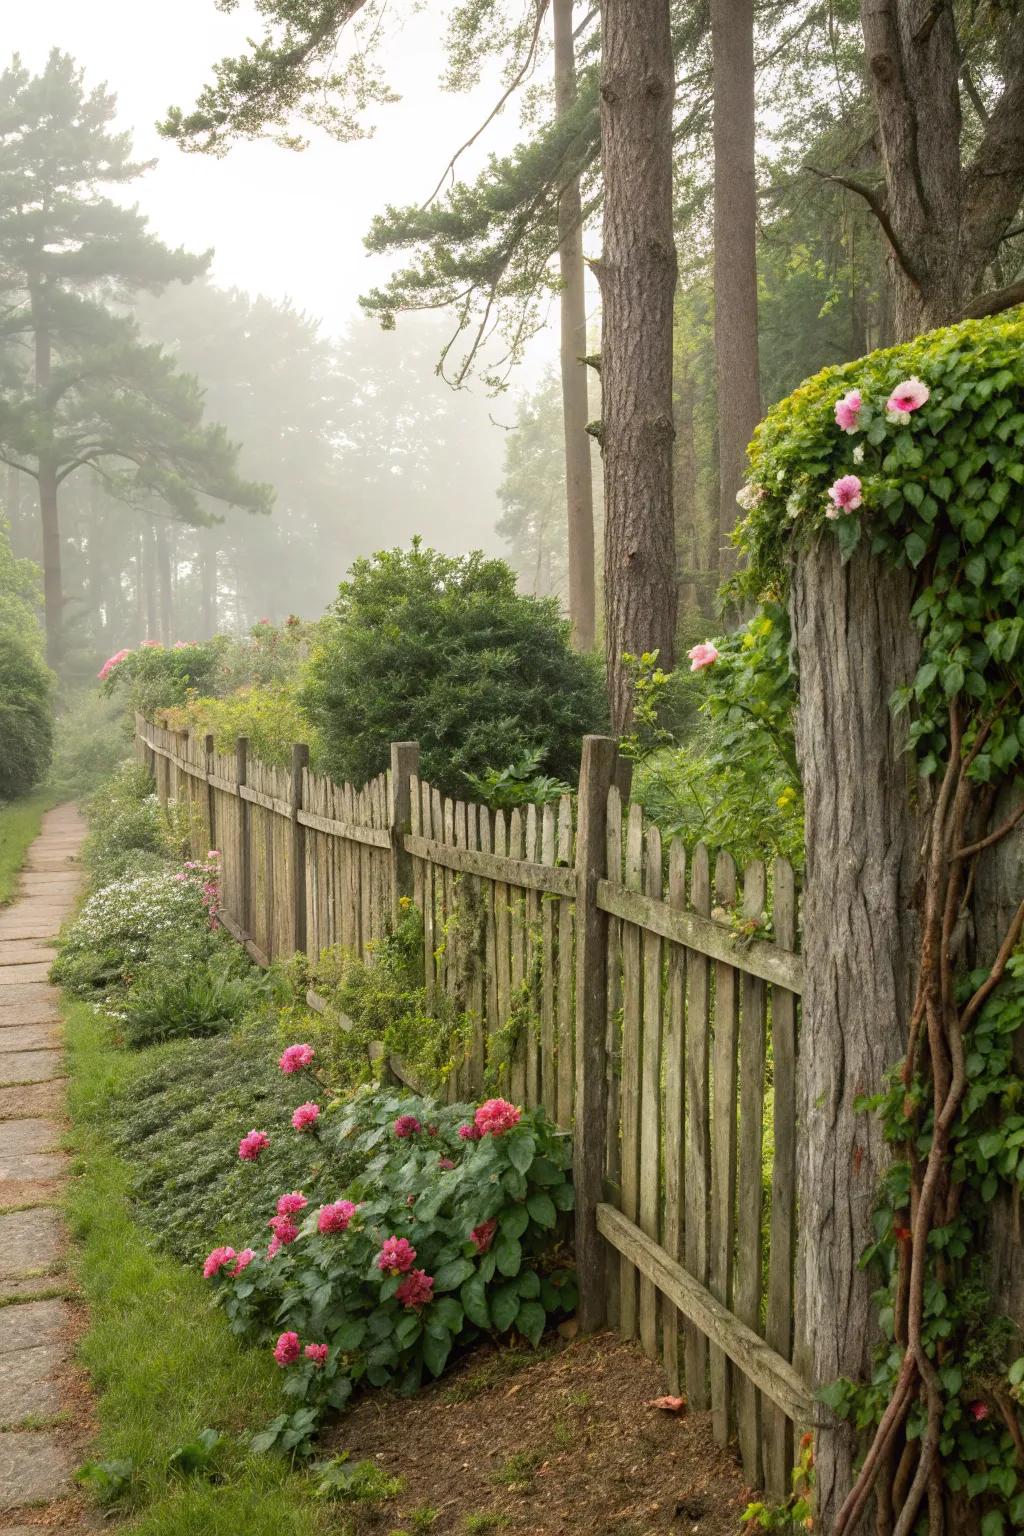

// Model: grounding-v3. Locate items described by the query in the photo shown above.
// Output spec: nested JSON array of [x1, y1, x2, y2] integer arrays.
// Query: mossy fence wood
[[137, 715, 812, 1493]]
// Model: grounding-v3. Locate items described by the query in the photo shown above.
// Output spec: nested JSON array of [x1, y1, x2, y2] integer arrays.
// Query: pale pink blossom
[[827, 475, 863, 517], [276, 1191, 307, 1218], [886, 376, 930, 424], [230, 1249, 255, 1276], [238, 1129, 269, 1162], [291, 1101, 320, 1131], [377, 1236, 417, 1274], [304, 1343, 329, 1367], [318, 1199, 357, 1234], [687, 642, 719, 673], [834, 388, 862, 433], [393, 1114, 421, 1138], [396, 1269, 434, 1309], [278, 1043, 314, 1074], [97, 647, 131, 682], [266, 1235, 282, 1259], [203, 1246, 235, 1279], [273, 1331, 301, 1366], [474, 1098, 521, 1137]]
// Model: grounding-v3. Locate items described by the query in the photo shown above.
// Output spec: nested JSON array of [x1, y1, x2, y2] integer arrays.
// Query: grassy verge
[[63, 1001, 334, 1536], [0, 788, 58, 903]]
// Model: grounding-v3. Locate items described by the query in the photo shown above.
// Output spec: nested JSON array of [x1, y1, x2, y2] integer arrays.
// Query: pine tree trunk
[[144, 521, 159, 641], [597, 0, 678, 731], [201, 535, 218, 638], [554, 0, 596, 653], [29, 285, 63, 667], [792, 539, 923, 1531], [156, 522, 173, 644], [711, 0, 761, 571]]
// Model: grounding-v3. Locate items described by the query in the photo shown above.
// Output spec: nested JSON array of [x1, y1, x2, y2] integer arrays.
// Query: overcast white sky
[[9, 0, 557, 372]]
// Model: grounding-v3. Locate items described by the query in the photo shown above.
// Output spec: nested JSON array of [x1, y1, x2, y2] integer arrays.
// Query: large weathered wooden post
[[573, 733, 619, 1331], [236, 735, 251, 940]]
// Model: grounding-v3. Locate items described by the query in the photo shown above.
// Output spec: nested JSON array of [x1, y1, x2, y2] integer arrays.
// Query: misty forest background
[[0, 0, 913, 682]]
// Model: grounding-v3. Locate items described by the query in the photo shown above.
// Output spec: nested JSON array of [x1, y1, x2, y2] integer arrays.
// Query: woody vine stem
[[834, 696, 1024, 1536]]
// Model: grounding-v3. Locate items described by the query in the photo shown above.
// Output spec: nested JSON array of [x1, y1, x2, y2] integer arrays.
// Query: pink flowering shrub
[[279, 1042, 315, 1075], [206, 1089, 576, 1448], [393, 1114, 421, 1138], [291, 1102, 320, 1131], [239, 1129, 270, 1162]]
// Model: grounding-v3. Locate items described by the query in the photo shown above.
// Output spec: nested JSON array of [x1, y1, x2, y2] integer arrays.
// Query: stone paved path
[[0, 805, 85, 1522]]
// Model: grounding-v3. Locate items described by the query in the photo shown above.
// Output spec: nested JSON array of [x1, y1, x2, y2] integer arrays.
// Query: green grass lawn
[[0, 789, 57, 903], [63, 1002, 339, 1536]]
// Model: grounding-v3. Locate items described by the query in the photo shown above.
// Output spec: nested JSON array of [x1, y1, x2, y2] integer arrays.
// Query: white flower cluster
[[65, 866, 213, 964]]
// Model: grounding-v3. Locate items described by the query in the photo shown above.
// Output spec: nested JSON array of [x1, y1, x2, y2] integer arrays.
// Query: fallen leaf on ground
[[643, 1394, 687, 1413]]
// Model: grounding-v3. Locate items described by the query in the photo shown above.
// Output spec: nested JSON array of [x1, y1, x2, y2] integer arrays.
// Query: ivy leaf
[[904, 531, 928, 568]]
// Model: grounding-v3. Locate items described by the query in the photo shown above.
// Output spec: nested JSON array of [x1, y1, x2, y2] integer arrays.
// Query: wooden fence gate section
[[137, 718, 815, 1492]]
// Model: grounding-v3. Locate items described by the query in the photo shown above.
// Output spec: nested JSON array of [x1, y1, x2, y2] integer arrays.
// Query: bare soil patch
[[332, 1331, 753, 1535]]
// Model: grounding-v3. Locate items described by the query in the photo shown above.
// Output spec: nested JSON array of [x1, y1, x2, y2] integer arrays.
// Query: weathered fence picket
[[137, 717, 808, 1495]]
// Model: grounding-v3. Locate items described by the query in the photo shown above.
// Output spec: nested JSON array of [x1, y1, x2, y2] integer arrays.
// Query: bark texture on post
[[791, 539, 922, 1529], [711, 0, 761, 570], [553, 0, 596, 654], [597, 0, 678, 731]]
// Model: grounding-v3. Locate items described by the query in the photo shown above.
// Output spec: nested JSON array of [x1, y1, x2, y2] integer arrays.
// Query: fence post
[[291, 742, 310, 955], [236, 736, 251, 939], [204, 734, 216, 854], [389, 741, 420, 927], [574, 733, 619, 1332]]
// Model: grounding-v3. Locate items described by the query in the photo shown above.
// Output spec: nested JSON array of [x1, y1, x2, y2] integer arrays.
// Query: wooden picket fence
[[137, 717, 814, 1494]]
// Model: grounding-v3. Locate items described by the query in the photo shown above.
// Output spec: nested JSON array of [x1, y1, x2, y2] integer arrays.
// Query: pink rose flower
[[470, 1219, 497, 1254], [304, 1343, 329, 1367], [268, 1214, 299, 1245], [396, 1269, 434, 1309], [474, 1098, 522, 1138], [687, 642, 719, 673], [291, 1101, 320, 1131], [393, 1114, 421, 1138], [266, 1235, 282, 1260], [970, 1400, 990, 1422], [458, 1122, 483, 1142], [203, 1245, 235, 1279], [834, 388, 862, 433], [238, 1129, 269, 1162], [276, 1191, 307, 1218], [230, 1248, 255, 1276], [827, 475, 863, 517], [318, 1199, 357, 1234], [273, 1331, 301, 1366], [886, 376, 929, 424], [377, 1235, 417, 1274], [279, 1043, 315, 1074]]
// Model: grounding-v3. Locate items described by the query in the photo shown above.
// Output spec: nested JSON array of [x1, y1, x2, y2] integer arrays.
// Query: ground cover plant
[[0, 519, 54, 798]]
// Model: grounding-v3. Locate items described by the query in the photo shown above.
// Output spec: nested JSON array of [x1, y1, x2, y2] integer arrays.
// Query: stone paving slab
[[0, 1052, 63, 1087], [0, 1275, 72, 1304], [0, 1302, 70, 1357], [0, 1342, 66, 1423], [0, 1122, 60, 1157], [0, 1002, 61, 1027], [0, 946, 56, 966], [0, 1026, 61, 1053], [0, 1082, 64, 1119], [0, 966, 52, 987], [0, 1151, 67, 1183], [0, 1432, 73, 1508], [0, 1209, 63, 1281], [0, 983, 60, 1008]]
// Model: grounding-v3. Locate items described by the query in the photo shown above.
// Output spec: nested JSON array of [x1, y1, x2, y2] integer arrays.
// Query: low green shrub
[[156, 683, 319, 771], [81, 762, 196, 886], [120, 947, 288, 1048], [52, 854, 221, 999], [48, 688, 130, 800], [0, 628, 55, 799], [206, 1080, 576, 1445], [99, 639, 225, 717]]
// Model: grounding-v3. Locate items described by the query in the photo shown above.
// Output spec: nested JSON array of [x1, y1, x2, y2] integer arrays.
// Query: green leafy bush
[[99, 639, 225, 717], [48, 689, 130, 799], [0, 629, 54, 800], [206, 1085, 575, 1444], [81, 761, 196, 886], [158, 683, 319, 770], [462, 749, 571, 809], [301, 541, 605, 796]]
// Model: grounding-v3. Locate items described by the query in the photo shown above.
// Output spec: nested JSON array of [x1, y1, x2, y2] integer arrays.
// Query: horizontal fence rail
[[136, 716, 808, 1494]]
